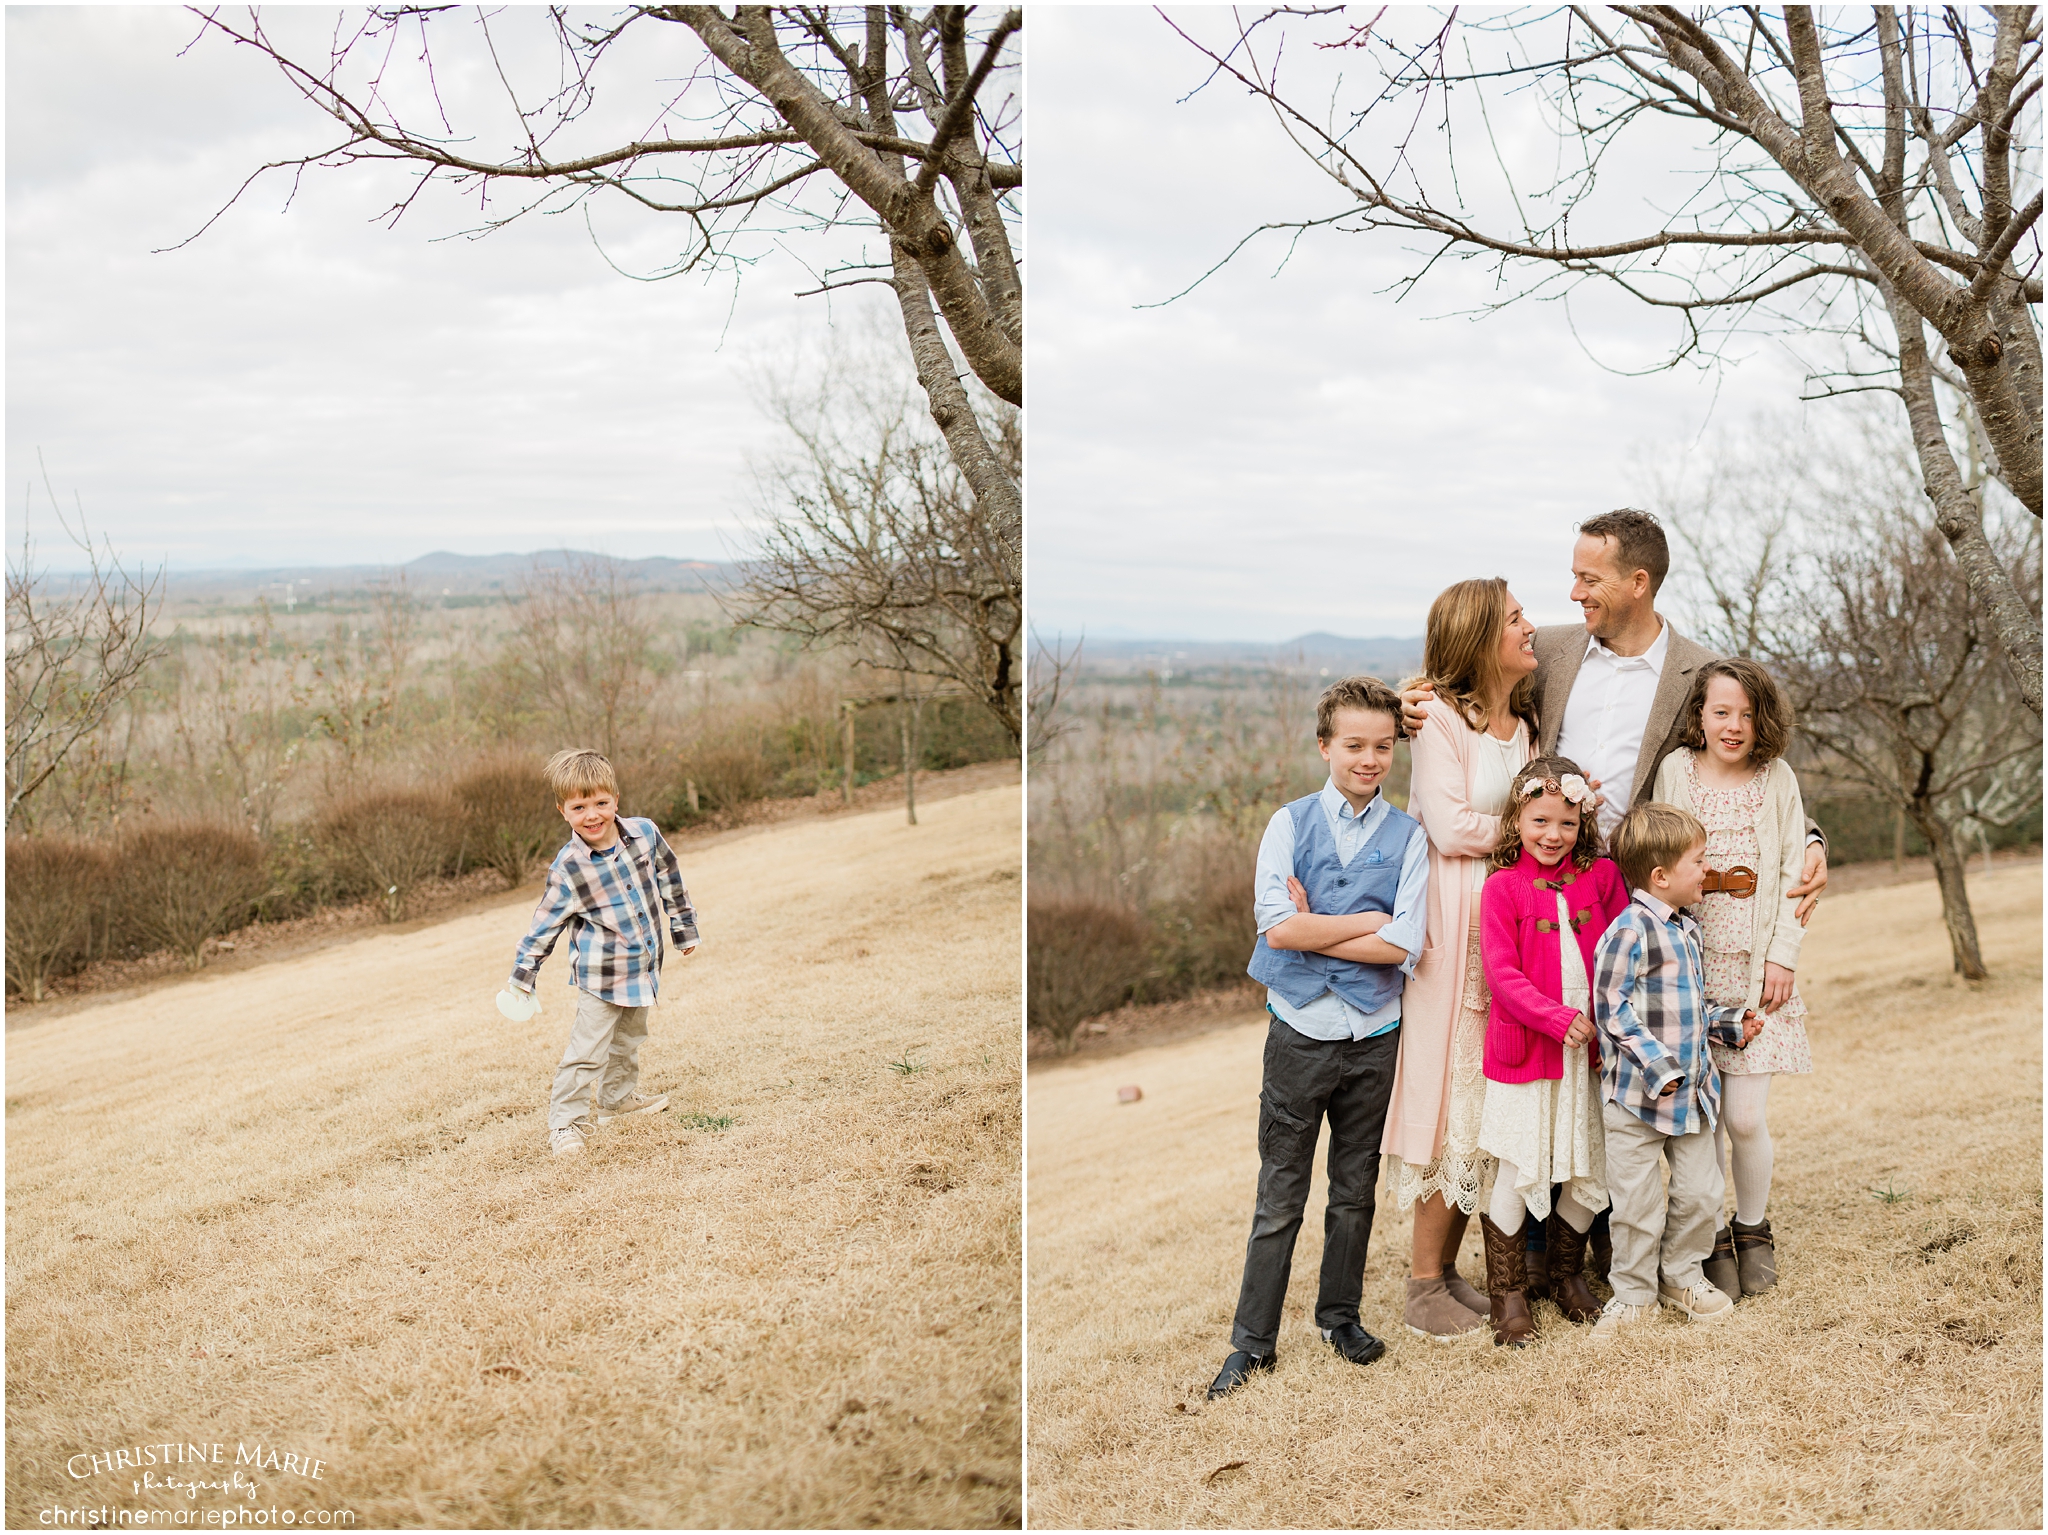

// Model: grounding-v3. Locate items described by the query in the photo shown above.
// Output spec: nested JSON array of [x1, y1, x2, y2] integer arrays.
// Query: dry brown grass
[[1027, 863, 2042, 1529], [7, 785, 1021, 1529]]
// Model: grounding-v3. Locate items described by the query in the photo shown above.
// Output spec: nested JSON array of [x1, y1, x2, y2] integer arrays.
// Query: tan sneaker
[[1658, 1278, 1734, 1321], [595, 1091, 669, 1122], [550, 1125, 587, 1157], [1587, 1297, 1656, 1345]]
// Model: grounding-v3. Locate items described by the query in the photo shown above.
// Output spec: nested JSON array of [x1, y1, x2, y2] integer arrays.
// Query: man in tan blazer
[[1405, 509, 1828, 915]]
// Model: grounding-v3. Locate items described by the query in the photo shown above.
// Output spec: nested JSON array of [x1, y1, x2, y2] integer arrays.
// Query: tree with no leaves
[[1665, 417, 2040, 979], [185, 5, 1021, 538], [5, 494, 166, 831], [1170, 5, 2042, 710], [731, 328, 1020, 742]]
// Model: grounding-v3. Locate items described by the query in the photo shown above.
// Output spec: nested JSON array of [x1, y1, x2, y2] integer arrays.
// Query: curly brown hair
[[1488, 754, 1604, 873], [1680, 657, 1793, 765]]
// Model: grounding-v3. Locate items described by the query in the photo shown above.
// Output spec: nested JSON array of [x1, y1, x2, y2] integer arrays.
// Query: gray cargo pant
[[549, 990, 649, 1135], [1229, 1016, 1400, 1357]]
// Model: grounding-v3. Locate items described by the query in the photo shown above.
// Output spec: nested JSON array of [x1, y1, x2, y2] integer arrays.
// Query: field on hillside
[[7, 782, 1022, 1529], [1027, 863, 2042, 1529]]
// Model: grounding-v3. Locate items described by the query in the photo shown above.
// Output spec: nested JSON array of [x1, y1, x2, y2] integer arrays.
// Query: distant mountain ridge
[[155, 549, 734, 600], [1079, 632, 1424, 679]]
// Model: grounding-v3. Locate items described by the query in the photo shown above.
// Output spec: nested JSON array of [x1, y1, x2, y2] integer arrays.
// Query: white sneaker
[[550, 1125, 587, 1157], [595, 1091, 669, 1122], [1659, 1278, 1734, 1321], [1587, 1297, 1656, 1345]]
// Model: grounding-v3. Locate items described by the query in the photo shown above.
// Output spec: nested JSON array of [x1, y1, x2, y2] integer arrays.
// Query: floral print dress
[[1689, 752, 1812, 1077]]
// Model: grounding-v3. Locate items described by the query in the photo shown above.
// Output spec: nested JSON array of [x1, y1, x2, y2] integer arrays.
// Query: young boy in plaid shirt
[[1589, 800, 1761, 1342], [498, 748, 701, 1157]]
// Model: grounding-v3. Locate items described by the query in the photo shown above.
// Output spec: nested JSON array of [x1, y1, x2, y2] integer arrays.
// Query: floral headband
[[1516, 772, 1595, 807]]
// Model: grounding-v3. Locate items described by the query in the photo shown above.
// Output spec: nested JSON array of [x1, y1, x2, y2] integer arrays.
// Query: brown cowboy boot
[[1589, 1217, 1613, 1293], [1478, 1214, 1535, 1348], [1440, 1212, 1487, 1316], [1544, 1212, 1602, 1323], [1524, 1222, 1552, 1305]]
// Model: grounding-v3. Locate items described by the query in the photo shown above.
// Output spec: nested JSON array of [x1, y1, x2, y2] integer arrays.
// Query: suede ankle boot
[[1733, 1217, 1778, 1295], [1478, 1214, 1534, 1348], [1439, 1219, 1487, 1315], [1543, 1212, 1602, 1323], [1703, 1224, 1740, 1300]]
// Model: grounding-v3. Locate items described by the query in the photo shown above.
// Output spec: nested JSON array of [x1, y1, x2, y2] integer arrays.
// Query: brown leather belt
[[1701, 866, 1757, 898]]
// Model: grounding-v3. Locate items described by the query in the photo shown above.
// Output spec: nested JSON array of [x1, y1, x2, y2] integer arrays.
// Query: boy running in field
[[499, 748, 701, 1157]]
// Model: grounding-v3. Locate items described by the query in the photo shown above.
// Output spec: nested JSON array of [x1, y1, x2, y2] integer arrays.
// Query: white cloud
[[6, 6, 893, 571], [1025, 6, 1814, 641]]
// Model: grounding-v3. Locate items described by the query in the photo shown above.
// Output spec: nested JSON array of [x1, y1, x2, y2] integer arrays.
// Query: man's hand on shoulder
[[1398, 677, 1435, 738], [1786, 842, 1828, 926]]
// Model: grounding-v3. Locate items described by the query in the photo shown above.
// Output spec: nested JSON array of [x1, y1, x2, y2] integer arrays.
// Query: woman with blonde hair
[[1383, 576, 1539, 1339]]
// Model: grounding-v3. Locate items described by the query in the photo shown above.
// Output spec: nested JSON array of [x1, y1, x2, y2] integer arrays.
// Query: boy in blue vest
[[1207, 676, 1430, 1399]]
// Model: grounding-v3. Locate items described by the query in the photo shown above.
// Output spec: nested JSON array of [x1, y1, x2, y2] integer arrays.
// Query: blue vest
[[1247, 792, 1421, 1016]]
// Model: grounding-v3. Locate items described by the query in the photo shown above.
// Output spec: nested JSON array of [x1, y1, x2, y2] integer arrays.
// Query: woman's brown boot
[[1439, 1213, 1487, 1315], [1543, 1212, 1602, 1323], [1478, 1214, 1534, 1348]]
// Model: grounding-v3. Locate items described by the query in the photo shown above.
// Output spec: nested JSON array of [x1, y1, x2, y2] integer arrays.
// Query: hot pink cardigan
[[1480, 851, 1630, 1083]]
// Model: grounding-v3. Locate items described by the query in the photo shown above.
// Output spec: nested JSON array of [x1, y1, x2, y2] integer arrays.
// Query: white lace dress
[[1691, 754, 1813, 1077], [1476, 884, 1608, 1221], [1389, 727, 1524, 1214]]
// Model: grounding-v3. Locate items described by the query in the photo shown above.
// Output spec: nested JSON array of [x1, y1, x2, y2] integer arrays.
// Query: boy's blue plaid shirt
[[1592, 890, 1747, 1135], [510, 816, 700, 1006]]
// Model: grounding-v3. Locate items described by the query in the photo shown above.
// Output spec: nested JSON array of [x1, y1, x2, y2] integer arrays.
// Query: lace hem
[[1388, 1146, 1491, 1215]]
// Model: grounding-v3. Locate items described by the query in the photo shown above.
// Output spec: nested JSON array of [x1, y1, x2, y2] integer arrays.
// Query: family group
[[1212, 510, 1824, 1398]]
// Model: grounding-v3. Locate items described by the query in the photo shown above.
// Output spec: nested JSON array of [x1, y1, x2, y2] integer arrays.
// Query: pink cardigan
[[1480, 851, 1630, 1083]]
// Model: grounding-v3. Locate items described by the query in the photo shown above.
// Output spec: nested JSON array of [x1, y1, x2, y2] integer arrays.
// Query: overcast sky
[[1028, 7, 1820, 642], [6, 6, 910, 573]]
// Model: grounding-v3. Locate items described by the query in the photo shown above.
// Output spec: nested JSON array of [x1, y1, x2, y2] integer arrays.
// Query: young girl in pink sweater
[[1473, 755, 1631, 1346]]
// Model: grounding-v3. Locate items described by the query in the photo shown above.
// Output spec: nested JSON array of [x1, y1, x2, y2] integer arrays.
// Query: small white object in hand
[[496, 987, 542, 1022]]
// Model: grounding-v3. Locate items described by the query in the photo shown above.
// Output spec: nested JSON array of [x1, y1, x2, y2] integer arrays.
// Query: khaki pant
[[1602, 1099, 1725, 1307], [549, 990, 649, 1135]]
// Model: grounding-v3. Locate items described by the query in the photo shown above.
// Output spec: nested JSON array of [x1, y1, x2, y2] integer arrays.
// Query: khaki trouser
[[549, 990, 649, 1135], [1602, 1099, 1725, 1307]]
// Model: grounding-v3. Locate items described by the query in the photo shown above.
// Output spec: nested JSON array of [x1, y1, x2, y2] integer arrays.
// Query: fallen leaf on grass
[[481, 1364, 528, 1381], [1203, 1460, 1248, 1484]]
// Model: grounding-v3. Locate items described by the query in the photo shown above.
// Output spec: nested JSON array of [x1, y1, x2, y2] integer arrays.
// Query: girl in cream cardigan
[[1652, 657, 1812, 1300]]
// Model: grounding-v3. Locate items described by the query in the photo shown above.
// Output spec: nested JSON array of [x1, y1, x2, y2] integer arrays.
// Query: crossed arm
[[1254, 805, 1430, 969]]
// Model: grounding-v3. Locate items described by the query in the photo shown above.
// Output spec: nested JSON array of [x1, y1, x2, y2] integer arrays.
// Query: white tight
[[1486, 1162, 1600, 1236], [1715, 1073, 1774, 1225]]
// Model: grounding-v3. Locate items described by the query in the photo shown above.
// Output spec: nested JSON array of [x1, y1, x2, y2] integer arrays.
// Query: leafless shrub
[[6, 475, 165, 830], [318, 791, 456, 922], [5, 835, 112, 1000], [1146, 835, 1258, 999], [1028, 896, 1151, 1054], [452, 757, 561, 889], [116, 821, 270, 970]]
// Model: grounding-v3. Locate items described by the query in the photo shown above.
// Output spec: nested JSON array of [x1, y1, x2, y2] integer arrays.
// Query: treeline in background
[[6, 552, 1010, 1002], [1029, 414, 2041, 1054]]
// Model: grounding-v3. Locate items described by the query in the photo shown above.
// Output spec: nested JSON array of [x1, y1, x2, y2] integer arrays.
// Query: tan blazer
[[1531, 619, 1824, 847], [1530, 620, 1717, 814]]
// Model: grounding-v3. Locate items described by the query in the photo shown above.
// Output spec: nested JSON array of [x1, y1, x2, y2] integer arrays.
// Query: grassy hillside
[[8, 781, 1021, 1528], [1027, 862, 2041, 1529]]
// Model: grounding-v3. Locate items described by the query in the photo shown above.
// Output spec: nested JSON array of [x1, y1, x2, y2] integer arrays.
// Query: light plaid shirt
[[1592, 890, 1747, 1135], [509, 816, 700, 1006]]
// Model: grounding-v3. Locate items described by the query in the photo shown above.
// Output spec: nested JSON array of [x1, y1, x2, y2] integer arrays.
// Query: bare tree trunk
[[1914, 805, 1988, 979], [1886, 283, 2044, 714], [1893, 805, 1905, 874], [841, 701, 856, 807], [901, 683, 919, 827]]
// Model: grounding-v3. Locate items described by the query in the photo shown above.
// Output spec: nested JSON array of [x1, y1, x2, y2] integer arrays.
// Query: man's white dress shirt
[[1555, 621, 1669, 838]]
